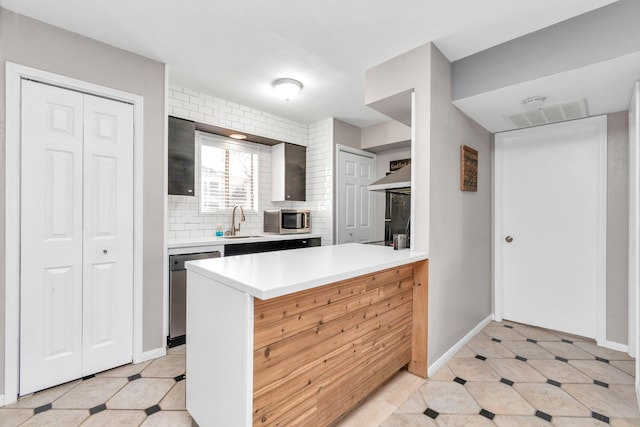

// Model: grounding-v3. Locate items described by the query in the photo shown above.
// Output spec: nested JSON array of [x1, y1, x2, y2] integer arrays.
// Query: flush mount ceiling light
[[272, 78, 303, 101], [229, 133, 247, 140], [522, 96, 547, 110]]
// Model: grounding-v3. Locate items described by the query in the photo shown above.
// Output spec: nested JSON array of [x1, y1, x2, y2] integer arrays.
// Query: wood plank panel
[[254, 292, 412, 390], [254, 264, 413, 328], [254, 318, 412, 426], [410, 260, 429, 377], [254, 274, 413, 348], [253, 263, 427, 427]]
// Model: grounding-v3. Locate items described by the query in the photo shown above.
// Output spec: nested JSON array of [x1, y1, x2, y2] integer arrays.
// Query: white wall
[[167, 86, 334, 245]]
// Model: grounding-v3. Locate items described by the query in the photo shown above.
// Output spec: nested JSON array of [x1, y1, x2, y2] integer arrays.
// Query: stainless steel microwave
[[263, 209, 311, 234]]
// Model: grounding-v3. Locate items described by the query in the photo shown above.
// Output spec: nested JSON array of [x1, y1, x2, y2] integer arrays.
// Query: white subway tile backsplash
[[199, 106, 214, 116], [168, 87, 333, 244], [173, 91, 190, 102], [189, 111, 205, 122], [189, 95, 205, 107], [182, 87, 199, 96], [176, 230, 191, 239], [171, 106, 189, 117], [169, 98, 183, 108]]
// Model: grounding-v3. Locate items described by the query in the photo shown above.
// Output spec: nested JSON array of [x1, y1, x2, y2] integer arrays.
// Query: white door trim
[[4, 62, 145, 404], [493, 116, 607, 346]]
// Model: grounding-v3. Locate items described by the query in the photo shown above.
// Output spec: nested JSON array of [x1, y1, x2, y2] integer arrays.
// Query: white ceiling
[[0, 0, 620, 128]]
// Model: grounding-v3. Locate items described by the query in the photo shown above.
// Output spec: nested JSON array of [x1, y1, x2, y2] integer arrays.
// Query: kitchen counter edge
[[185, 243, 428, 300], [168, 233, 322, 250]]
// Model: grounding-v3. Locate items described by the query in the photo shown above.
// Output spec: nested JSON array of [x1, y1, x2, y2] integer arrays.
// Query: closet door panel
[[20, 80, 84, 395], [82, 95, 133, 375], [82, 94, 134, 374]]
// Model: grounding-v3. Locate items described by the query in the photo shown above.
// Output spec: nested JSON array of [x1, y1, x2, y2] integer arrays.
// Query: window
[[199, 133, 258, 213]]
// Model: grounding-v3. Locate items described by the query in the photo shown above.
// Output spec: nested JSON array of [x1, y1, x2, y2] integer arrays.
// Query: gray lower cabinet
[[283, 237, 321, 250], [168, 116, 195, 196], [224, 237, 321, 257]]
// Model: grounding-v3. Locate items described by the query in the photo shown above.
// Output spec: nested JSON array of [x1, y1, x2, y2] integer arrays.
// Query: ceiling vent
[[505, 98, 589, 129]]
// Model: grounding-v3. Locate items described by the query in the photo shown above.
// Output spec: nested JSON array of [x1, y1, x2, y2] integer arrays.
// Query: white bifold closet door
[[20, 80, 134, 395]]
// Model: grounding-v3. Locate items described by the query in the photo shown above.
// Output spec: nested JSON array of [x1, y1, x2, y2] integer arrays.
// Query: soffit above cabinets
[[195, 121, 285, 146]]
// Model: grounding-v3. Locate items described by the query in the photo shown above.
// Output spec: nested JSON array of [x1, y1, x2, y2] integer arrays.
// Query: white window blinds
[[198, 133, 258, 213]]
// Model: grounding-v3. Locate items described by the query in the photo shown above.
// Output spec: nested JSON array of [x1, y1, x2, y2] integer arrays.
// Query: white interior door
[[496, 116, 606, 339], [82, 94, 134, 374], [20, 80, 134, 395], [337, 149, 375, 243], [20, 81, 85, 395]]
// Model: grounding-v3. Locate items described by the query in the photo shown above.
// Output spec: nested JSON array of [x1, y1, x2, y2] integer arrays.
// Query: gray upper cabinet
[[168, 116, 195, 196], [272, 143, 306, 201]]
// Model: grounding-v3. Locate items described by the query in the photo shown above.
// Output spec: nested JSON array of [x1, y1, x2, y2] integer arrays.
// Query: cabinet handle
[[505, 236, 514, 243], [103, 249, 108, 254]]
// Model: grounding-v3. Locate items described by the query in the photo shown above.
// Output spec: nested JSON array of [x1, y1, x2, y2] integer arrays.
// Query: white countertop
[[185, 243, 428, 300], [168, 233, 322, 250]]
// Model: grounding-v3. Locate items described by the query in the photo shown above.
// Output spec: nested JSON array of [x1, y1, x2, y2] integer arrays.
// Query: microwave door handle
[[303, 213, 307, 229]]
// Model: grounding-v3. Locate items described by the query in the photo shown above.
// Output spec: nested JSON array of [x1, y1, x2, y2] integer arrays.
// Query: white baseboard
[[139, 347, 166, 363], [427, 314, 493, 377], [603, 340, 629, 354]]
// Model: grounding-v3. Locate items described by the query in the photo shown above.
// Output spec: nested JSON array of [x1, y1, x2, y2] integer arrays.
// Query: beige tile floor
[[337, 321, 640, 426], [1, 321, 638, 426], [0, 345, 193, 426]]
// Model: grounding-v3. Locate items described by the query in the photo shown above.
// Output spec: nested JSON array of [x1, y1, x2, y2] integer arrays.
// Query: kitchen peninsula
[[185, 243, 428, 426]]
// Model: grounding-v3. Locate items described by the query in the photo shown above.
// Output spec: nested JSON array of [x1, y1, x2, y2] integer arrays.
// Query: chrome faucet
[[231, 205, 246, 236]]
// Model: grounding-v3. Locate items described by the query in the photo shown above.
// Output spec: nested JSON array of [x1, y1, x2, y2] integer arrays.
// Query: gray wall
[[0, 8, 166, 388], [452, 0, 640, 101], [428, 46, 493, 362], [607, 111, 629, 344], [365, 43, 431, 255], [365, 43, 493, 367], [333, 118, 361, 150]]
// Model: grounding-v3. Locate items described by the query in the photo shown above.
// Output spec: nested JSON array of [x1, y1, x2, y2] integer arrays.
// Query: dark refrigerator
[[385, 191, 411, 246]]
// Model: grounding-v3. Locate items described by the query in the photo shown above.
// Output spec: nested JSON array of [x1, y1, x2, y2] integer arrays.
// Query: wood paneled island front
[[185, 243, 428, 427]]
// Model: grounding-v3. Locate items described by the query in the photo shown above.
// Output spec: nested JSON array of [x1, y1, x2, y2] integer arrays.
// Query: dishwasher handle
[[169, 251, 221, 271]]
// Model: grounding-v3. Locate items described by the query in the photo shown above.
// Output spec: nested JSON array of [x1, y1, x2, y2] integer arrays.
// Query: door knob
[[505, 236, 513, 243]]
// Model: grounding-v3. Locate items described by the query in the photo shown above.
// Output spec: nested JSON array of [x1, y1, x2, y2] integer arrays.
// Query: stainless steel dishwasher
[[168, 250, 221, 347]]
